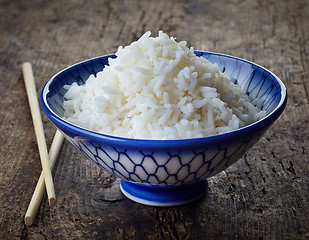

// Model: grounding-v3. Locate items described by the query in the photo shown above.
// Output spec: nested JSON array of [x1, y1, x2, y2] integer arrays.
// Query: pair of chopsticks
[[22, 62, 64, 226]]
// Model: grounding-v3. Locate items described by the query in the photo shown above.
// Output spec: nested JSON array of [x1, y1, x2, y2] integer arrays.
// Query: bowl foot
[[120, 180, 208, 207]]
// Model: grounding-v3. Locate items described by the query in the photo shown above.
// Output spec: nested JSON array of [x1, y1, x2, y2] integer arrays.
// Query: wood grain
[[0, 0, 308, 239]]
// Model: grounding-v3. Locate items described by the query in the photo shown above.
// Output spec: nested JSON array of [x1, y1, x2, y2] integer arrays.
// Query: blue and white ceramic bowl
[[41, 51, 287, 206]]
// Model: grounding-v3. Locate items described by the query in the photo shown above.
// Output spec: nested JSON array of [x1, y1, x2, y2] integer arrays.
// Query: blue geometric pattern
[[41, 51, 287, 187], [63, 134, 253, 185]]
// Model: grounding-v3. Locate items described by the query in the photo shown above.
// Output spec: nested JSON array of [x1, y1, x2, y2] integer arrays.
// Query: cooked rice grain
[[62, 31, 266, 139]]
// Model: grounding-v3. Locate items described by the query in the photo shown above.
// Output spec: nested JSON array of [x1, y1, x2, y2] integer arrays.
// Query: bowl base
[[120, 180, 208, 207]]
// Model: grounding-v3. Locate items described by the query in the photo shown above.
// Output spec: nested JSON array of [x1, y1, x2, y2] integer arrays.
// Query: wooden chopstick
[[22, 62, 56, 207], [25, 130, 64, 226]]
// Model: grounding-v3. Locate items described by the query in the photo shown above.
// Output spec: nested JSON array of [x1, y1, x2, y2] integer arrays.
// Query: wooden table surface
[[1, 0, 308, 239]]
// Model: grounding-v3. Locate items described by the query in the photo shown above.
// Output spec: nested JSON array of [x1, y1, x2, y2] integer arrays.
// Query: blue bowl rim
[[41, 51, 287, 149]]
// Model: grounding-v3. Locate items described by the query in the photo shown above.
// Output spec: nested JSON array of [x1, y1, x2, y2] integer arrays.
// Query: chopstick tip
[[22, 62, 31, 68], [25, 216, 33, 226], [49, 197, 57, 207]]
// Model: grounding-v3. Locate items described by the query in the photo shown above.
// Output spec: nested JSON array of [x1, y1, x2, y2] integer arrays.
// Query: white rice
[[62, 31, 266, 140]]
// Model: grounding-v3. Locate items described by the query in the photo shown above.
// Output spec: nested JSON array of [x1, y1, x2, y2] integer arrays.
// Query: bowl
[[41, 51, 287, 206]]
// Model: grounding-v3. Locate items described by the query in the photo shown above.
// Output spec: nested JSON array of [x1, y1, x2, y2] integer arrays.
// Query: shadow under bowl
[[41, 51, 287, 206]]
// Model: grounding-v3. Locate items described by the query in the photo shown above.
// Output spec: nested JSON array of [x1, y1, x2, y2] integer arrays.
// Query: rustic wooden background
[[0, 0, 308, 239]]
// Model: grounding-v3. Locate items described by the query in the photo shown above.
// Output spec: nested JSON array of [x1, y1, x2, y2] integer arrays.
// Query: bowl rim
[[41, 51, 287, 148]]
